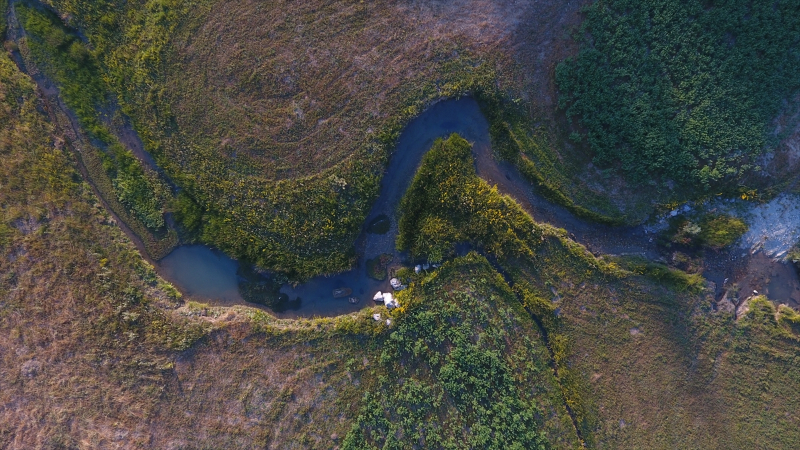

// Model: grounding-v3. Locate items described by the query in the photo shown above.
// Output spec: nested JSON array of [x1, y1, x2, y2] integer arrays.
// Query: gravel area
[[740, 194, 800, 259]]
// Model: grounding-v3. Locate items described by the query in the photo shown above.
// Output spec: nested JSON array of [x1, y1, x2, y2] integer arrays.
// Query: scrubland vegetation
[[398, 134, 545, 262], [343, 254, 577, 449], [557, 0, 800, 190], [0, 45, 378, 446], [17, 5, 172, 231], [661, 213, 748, 251], [32, 0, 501, 278], [4, 0, 800, 448], [394, 133, 800, 447]]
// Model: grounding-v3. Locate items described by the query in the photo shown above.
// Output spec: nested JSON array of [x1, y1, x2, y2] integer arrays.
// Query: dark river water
[[158, 97, 495, 317], [157, 245, 242, 303]]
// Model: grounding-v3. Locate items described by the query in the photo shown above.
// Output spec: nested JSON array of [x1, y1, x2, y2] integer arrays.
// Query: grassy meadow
[[3, 0, 800, 448]]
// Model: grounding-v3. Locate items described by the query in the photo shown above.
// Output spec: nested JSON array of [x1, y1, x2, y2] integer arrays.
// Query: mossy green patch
[[698, 214, 748, 249], [365, 253, 393, 281], [398, 134, 544, 262]]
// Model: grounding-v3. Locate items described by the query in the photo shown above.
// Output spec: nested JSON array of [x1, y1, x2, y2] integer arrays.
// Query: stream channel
[[157, 97, 800, 317], [5, 0, 796, 317]]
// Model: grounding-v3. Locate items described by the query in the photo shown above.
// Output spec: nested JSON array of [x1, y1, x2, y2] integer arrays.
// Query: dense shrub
[[397, 134, 543, 261], [661, 213, 747, 250], [698, 214, 748, 249], [556, 0, 800, 189], [342, 255, 558, 449]]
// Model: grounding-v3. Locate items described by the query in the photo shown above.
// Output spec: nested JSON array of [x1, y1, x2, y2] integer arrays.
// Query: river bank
[[7, 0, 798, 316]]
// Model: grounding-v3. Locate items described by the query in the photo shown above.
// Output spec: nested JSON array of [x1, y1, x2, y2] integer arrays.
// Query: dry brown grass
[[166, 0, 546, 179], [0, 48, 370, 449]]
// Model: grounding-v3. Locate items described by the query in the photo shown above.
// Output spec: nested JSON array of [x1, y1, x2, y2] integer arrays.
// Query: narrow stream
[[157, 97, 800, 317], [7, 0, 797, 316]]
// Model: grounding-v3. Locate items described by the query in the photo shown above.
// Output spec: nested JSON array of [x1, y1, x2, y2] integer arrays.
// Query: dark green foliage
[[235, 263, 296, 310], [18, 6, 106, 128], [342, 254, 566, 449], [556, 0, 800, 189], [172, 190, 204, 236], [397, 134, 543, 262], [365, 253, 393, 280], [366, 214, 391, 234]]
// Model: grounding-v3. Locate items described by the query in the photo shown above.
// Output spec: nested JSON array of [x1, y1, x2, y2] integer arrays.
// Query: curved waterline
[[156, 97, 800, 316]]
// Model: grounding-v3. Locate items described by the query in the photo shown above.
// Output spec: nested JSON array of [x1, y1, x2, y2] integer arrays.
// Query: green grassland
[[32, 0, 501, 278], [9, 3, 178, 259], [395, 133, 800, 448], [16, 5, 172, 231], [556, 0, 800, 191], [0, 47, 575, 446]]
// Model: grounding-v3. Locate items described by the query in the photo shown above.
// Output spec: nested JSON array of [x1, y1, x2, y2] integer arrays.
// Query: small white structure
[[373, 313, 382, 321], [390, 277, 402, 290], [374, 291, 399, 308], [414, 265, 422, 273], [383, 292, 399, 309], [385, 318, 392, 326]]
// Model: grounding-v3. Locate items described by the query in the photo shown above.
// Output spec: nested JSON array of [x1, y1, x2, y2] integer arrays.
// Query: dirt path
[[5, 2, 161, 264]]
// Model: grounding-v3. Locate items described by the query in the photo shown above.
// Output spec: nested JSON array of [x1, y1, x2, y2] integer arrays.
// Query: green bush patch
[[342, 254, 577, 448], [366, 253, 393, 280], [556, 0, 800, 190], [366, 214, 391, 234], [698, 214, 748, 250], [660, 213, 748, 251], [398, 134, 543, 263]]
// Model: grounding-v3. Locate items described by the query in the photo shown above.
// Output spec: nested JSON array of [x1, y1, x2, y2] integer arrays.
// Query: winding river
[[156, 97, 800, 316], [6, 3, 796, 317]]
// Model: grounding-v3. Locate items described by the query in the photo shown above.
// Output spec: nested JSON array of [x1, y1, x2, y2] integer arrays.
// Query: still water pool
[[157, 245, 242, 303]]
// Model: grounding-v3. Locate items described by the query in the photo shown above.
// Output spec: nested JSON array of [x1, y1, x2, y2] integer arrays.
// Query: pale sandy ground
[[739, 194, 800, 259]]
